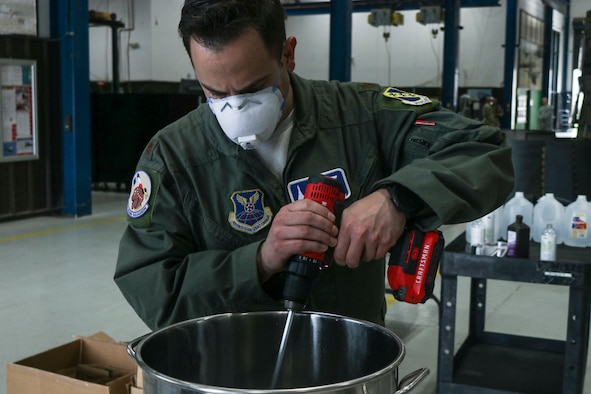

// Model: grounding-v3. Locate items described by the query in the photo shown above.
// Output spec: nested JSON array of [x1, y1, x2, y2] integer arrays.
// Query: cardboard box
[[6, 334, 137, 394], [129, 364, 144, 393], [134, 365, 143, 388]]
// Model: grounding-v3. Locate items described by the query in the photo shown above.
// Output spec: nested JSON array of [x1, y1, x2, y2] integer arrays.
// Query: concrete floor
[[1, 191, 590, 393]]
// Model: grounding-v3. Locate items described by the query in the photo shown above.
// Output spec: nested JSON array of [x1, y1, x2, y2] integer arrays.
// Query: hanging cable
[[383, 25, 392, 85], [428, 23, 441, 86]]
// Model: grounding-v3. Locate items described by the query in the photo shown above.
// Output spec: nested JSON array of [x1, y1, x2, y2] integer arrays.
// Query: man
[[483, 96, 503, 127], [538, 97, 553, 131], [114, 0, 514, 331]]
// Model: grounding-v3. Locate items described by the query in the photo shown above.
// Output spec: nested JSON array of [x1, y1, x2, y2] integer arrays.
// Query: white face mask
[[207, 67, 285, 150]]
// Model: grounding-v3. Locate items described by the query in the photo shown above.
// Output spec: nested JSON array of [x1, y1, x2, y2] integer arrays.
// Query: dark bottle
[[506, 215, 530, 258]]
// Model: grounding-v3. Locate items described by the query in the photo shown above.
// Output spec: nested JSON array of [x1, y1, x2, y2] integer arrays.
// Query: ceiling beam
[[283, 0, 501, 16]]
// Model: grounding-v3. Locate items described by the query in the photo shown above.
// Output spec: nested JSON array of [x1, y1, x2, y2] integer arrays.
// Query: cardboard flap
[[7, 334, 137, 394], [85, 331, 117, 343], [80, 338, 136, 371], [14, 340, 81, 373]]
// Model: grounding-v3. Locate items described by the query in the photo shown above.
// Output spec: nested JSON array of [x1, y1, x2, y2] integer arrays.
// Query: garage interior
[[1, 0, 591, 393]]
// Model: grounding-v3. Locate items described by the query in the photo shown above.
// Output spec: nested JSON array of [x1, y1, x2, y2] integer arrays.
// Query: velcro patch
[[415, 119, 436, 126], [228, 189, 273, 234], [383, 88, 432, 106], [287, 168, 351, 203], [127, 171, 152, 218], [126, 169, 160, 228]]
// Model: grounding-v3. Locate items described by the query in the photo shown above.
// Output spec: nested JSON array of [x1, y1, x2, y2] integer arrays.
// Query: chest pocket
[[287, 140, 381, 208], [184, 185, 276, 252]]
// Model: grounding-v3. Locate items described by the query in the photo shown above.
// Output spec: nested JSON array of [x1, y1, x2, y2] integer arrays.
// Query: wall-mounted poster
[[0, 0, 37, 36], [1, 59, 37, 162]]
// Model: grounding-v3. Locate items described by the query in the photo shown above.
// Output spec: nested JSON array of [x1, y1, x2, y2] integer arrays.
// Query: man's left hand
[[333, 189, 406, 268]]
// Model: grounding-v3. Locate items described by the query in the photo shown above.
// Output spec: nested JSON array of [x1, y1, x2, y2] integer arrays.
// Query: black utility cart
[[437, 235, 591, 393]]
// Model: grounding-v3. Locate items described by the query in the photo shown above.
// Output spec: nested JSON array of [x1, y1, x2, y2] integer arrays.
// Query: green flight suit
[[114, 73, 514, 330]]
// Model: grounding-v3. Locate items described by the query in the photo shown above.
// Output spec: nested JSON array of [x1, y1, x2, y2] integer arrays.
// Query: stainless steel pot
[[128, 311, 428, 393]]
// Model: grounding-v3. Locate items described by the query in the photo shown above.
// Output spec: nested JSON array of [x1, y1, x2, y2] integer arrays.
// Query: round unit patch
[[127, 170, 152, 218]]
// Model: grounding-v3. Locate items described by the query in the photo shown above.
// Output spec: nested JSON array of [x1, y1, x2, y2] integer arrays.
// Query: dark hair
[[178, 0, 286, 60]]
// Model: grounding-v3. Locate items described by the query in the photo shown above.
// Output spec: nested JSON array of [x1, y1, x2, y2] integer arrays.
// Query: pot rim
[[132, 311, 407, 393]]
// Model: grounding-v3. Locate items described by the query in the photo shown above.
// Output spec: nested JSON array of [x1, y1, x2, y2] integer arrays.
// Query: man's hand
[[257, 199, 338, 283], [333, 189, 406, 268]]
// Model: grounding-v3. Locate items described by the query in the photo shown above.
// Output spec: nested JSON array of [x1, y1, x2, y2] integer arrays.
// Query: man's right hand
[[256, 199, 338, 283]]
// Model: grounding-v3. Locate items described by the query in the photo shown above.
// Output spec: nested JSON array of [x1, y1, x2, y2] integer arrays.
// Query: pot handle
[[126, 333, 149, 360], [393, 367, 429, 394]]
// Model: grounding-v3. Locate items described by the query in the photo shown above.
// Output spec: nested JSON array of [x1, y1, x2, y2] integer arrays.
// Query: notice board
[[0, 58, 37, 162]]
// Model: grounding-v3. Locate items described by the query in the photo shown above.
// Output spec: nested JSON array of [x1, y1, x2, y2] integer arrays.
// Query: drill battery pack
[[387, 227, 444, 304]]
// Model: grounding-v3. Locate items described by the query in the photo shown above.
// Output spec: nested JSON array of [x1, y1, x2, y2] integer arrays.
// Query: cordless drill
[[282, 174, 346, 312], [387, 226, 444, 304], [282, 175, 445, 311]]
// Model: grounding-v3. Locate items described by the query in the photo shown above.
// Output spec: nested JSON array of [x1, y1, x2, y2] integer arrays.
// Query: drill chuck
[[283, 255, 322, 311]]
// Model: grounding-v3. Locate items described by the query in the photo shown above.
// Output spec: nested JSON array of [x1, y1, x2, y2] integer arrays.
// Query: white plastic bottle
[[532, 193, 564, 244], [465, 220, 472, 244], [493, 205, 504, 243], [481, 211, 495, 244], [470, 218, 485, 253], [467, 209, 498, 246], [540, 224, 557, 261], [501, 192, 534, 240], [563, 195, 591, 248]]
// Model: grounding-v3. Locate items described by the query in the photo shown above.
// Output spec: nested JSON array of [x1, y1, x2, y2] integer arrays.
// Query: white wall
[[89, 0, 190, 84], [87, 0, 589, 90], [89, 0, 155, 83], [283, 7, 506, 87], [571, 2, 590, 20], [150, 0, 189, 81]]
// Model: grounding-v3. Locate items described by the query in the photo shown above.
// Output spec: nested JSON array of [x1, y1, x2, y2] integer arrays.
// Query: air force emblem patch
[[228, 189, 273, 234], [383, 87, 432, 106]]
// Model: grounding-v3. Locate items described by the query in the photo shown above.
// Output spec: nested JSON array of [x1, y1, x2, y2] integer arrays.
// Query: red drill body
[[282, 175, 345, 311]]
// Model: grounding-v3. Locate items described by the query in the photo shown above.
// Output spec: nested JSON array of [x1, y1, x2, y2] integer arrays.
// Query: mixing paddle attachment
[[270, 309, 295, 389]]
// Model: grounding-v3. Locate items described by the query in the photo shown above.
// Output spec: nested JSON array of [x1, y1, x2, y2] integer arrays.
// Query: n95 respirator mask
[[207, 69, 285, 150]]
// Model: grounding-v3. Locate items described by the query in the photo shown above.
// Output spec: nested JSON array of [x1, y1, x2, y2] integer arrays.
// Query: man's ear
[[283, 36, 297, 72]]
